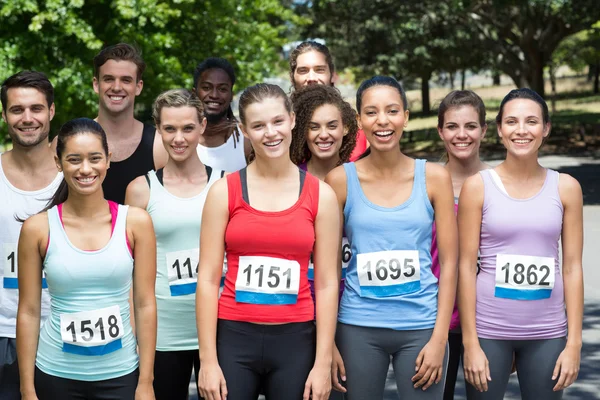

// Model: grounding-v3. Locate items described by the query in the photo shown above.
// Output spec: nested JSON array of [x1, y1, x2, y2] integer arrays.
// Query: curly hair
[[290, 85, 357, 165]]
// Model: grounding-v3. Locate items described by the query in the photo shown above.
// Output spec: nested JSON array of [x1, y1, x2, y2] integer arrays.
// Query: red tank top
[[218, 169, 319, 323]]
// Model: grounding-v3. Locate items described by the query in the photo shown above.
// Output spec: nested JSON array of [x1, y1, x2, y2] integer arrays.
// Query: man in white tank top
[[0, 71, 63, 399], [193, 57, 250, 172]]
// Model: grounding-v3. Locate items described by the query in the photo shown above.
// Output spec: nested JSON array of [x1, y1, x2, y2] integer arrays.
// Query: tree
[[464, 0, 600, 97], [0, 0, 304, 143]]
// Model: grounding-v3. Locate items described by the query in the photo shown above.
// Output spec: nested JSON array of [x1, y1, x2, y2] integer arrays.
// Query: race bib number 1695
[[357, 250, 420, 298]]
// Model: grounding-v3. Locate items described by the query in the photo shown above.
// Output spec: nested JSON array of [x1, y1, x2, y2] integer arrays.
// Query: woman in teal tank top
[[16, 118, 157, 399], [126, 89, 224, 400], [325, 76, 458, 399]]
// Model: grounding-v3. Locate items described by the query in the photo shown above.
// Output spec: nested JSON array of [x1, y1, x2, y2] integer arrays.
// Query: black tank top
[[102, 123, 156, 204]]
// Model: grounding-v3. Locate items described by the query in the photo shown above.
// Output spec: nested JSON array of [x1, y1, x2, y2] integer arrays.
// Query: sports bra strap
[[239, 167, 305, 204]]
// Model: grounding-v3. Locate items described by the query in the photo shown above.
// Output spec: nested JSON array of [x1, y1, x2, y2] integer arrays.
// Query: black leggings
[[154, 349, 200, 400], [217, 319, 316, 400], [35, 367, 139, 400], [443, 330, 463, 400]]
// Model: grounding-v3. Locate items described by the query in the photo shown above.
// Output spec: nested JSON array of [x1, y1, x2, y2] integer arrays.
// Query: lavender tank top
[[476, 169, 567, 340]]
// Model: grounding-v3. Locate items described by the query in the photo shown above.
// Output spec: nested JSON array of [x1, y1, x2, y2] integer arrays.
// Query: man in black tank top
[[92, 43, 168, 203]]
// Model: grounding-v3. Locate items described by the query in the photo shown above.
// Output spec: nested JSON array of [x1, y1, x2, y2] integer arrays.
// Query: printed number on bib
[[308, 237, 351, 281], [495, 254, 555, 300], [166, 249, 199, 296], [236, 256, 300, 305], [3, 243, 47, 289], [357, 250, 420, 297], [60, 305, 124, 356]]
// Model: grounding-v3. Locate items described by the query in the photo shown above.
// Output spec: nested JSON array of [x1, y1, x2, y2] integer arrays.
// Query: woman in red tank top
[[196, 83, 340, 400]]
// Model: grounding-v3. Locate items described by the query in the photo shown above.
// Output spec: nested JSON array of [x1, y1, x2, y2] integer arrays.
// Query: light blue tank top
[[36, 204, 138, 381], [147, 168, 221, 351], [339, 160, 438, 330]]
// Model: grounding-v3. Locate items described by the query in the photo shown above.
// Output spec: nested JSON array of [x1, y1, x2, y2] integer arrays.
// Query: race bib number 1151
[[235, 256, 300, 305]]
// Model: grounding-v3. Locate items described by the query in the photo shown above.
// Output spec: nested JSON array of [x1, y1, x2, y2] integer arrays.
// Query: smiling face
[[358, 85, 409, 152], [57, 133, 111, 197], [195, 68, 233, 122], [293, 51, 333, 89], [93, 59, 143, 116], [158, 106, 206, 162], [2, 87, 54, 148], [498, 98, 550, 158], [438, 105, 486, 162], [306, 103, 345, 162], [240, 96, 295, 160]]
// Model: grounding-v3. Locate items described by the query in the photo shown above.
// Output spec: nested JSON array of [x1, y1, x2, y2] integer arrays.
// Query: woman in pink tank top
[[434, 90, 489, 400], [458, 89, 583, 400]]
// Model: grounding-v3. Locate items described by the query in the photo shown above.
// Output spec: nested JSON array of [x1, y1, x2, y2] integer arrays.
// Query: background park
[[1, 0, 600, 398]]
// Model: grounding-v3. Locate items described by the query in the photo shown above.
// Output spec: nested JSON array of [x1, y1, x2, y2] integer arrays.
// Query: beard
[[9, 127, 50, 148], [205, 108, 230, 124]]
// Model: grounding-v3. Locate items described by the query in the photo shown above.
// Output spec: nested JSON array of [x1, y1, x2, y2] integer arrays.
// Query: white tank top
[[0, 154, 63, 338], [197, 125, 247, 172]]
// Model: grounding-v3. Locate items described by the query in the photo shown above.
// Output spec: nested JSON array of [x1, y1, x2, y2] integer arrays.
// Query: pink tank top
[[476, 169, 567, 339]]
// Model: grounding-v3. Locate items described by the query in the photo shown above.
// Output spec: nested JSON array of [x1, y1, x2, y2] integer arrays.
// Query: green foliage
[[0, 0, 306, 143]]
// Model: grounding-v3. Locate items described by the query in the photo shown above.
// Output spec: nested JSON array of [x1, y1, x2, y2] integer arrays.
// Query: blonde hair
[[152, 89, 204, 127]]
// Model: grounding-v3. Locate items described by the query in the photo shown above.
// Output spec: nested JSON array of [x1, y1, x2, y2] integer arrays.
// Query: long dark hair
[[42, 118, 108, 212]]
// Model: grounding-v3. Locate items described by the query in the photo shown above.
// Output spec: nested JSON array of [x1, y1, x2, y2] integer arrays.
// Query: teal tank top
[[36, 204, 137, 381], [339, 160, 438, 330], [147, 168, 222, 351]]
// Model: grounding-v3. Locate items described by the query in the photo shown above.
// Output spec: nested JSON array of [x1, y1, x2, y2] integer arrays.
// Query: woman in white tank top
[[16, 118, 157, 400], [126, 89, 224, 400]]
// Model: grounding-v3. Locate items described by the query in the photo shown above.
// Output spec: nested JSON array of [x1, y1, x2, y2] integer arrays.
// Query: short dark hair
[[1, 71, 54, 111], [289, 41, 335, 85], [93, 43, 146, 81], [193, 57, 236, 90], [496, 88, 550, 125]]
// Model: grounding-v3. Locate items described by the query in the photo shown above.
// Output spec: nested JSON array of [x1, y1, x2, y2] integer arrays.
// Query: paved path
[[190, 156, 600, 399]]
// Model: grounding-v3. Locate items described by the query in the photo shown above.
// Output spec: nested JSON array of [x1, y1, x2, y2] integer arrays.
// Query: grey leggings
[[336, 323, 448, 400], [466, 337, 566, 400]]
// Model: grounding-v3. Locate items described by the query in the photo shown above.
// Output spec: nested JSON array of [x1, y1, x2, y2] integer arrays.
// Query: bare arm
[[304, 181, 341, 400], [457, 174, 490, 392], [125, 175, 151, 210], [197, 179, 229, 400], [128, 208, 157, 390], [152, 130, 169, 170], [16, 214, 48, 398], [552, 173, 584, 391]]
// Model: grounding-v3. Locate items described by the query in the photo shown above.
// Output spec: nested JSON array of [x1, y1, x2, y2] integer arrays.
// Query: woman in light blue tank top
[[16, 118, 157, 400], [458, 88, 584, 399], [126, 89, 224, 400], [325, 76, 458, 399]]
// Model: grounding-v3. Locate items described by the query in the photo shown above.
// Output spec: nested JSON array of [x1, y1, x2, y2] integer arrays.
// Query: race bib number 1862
[[495, 254, 555, 300], [357, 250, 420, 298], [235, 256, 300, 305], [60, 305, 124, 356]]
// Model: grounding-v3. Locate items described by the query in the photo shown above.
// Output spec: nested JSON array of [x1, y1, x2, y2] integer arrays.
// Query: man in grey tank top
[[0, 71, 63, 399]]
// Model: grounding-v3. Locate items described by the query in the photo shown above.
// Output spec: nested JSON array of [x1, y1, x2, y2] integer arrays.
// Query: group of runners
[[0, 40, 583, 400]]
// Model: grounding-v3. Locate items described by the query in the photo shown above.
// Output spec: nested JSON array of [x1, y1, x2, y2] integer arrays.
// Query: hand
[[198, 362, 228, 400], [463, 344, 491, 392], [134, 381, 155, 400], [331, 345, 347, 393], [412, 338, 446, 391], [552, 345, 580, 391], [303, 363, 332, 400]]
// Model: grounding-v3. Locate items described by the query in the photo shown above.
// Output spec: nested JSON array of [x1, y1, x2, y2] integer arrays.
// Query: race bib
[[495, 254, 555, 300], [235, 256, 300, 305], [166, 249, 199, 296], [357, 250, 420, 297], [3, 243, 47, 289], [60, 305, 124, 356], [307, 237, 351, 281]]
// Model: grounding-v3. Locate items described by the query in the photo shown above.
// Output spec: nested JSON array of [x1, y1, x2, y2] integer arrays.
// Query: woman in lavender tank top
[[434, 90, 490, 400], [458, 89, 583, 400]]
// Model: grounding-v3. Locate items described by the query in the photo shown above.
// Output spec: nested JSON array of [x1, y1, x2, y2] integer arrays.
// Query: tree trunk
[[527, 55, 546, 98], [549, 67, 557, 114], [594, 62, 600, 94], [492, 71, 501, 86], [588, 64, 595, 81], [421, 73, 431, 115], [461, 69, 466, 90], [448, 71, 455, 89]]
